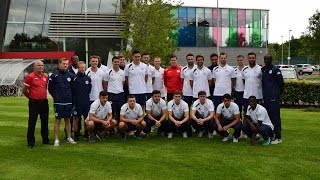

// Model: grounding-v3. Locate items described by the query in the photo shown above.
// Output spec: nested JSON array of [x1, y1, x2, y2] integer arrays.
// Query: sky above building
[[182, 0, 320, 43]]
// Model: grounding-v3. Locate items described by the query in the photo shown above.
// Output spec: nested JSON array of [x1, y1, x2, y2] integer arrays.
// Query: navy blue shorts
[[131, 94, 146, 106], [73, 105, 90, 118], [54, 104, 72, 119], [127, 123, 139, 132], [183, 96, 193, 107]]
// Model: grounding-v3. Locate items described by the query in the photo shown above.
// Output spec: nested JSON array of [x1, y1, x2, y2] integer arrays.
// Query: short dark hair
[[248, 52, 256, 57], [152, 90, 161, 96], [170, 54, 177, 59], [219, 52, 227, 57], [127, 95, 136, 100], [196, 55, 204, 60], [237, 55, 244, 59], [99, 91, 108, 97], [210, 53, 218, 59], [71, 55, 79, 61], [142, 53, 149, 56], [198, 91, 206, 96], [186, 53, 194, 58], [264, 54, 272, 60], [90, 55, 100, 61], [112, 56, 119, 62], [222, 93, 232, 100], [132, 50, 141, 55], [249, 96, 256, 100], [173, 90, 182, 96], [118, 55, 124, 58]]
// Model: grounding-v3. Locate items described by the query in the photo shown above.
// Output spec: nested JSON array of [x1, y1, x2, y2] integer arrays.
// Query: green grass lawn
[[0, 97, 319, 179]]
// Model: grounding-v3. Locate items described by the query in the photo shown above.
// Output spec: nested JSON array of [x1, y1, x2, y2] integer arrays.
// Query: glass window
[[196, 27, 205, 47], [204, 27, 213, 47], [229, 27, 237, 47], [24, 24, 43, 37], [204, 8, 212, 27], [238, 27, 246, 47], [187, 8, 196, 26], [44, 0, 64, 23], [66, 37, 85, 62], [99, 0, 120, 14], [196, 8, 205, 27], [83, 0, 100, 12], [253, 10, 261, 28], [245, 27, 252, 46], [221, 27, 229, 47], [246, 10, 253, 28], [212, 8, 221, 27], [261, 10, 268, 29], [229, 9, 237, 28], [64, 0, 83, 12], [7, 0, 28, 22], [25, 0, 46, 22], [170, 8, 178, 19], [3, 24, 24, 48], [88, 38, 121, 65], [221, 9, 229, 27], [252, 27, 261, 47], [261, 29, 267, 47], [178, 26, 196, 47], [212, 27, 221, 47], [238, 10, 245, 28], [178, 7, 187, 26]]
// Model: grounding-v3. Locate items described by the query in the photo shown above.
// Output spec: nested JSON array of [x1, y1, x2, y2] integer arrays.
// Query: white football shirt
[[190, 66, 212, 98], [242, 64, 262, 99], [216, 102, 240, 120], [246, 104, 274, 130], [180, 65, 196, 97], [167, 99, 189, 119], [235, 66, 245, 92], [120, 103, 143, 120], [153, 67, 165, 97], [104, 68, 125, 94], [85, 67, 105, 101], [146, 98, 167, 117], [192, 99, 215, 118], [212, 64, 236, 96], [146, 64, 155, 93], [124, 62, 148, 94], [88, 99, 112, 120]]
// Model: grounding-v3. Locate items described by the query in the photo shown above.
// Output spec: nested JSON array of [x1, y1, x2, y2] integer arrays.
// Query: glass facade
[[177, 7, 269, 48], [3, 0, 121, 61]]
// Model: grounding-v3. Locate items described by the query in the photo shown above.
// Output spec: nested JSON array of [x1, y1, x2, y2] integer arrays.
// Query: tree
[[306, 9, 320, 62], [118, 0, 181, 66]]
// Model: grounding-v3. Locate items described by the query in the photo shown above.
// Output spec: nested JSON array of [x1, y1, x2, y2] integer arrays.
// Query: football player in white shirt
[[234, 55, 245, 117], [143, 53, 155, 100], [242, 52, 263, 112], [85, 55, 107, 104], [243, 96, 274, 146], [144, 90, 168, 136], [181, 53, 196, 106], [190, 55, 212, 101], [212, 52, 236, 111], [85, 91, 117, 142], [152, 57, 165, 98], [103, 56, 125, 122], [167, 91, 190, 138], [215, 94, 242, 142], [97, 56, 110, 73], [124, 50, 148, 107], [118, 95, 146, 140], [191, 91, 215, 138]]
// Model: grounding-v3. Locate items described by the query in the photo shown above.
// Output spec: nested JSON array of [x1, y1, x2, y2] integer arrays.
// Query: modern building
[[0, 0, 269, 66]]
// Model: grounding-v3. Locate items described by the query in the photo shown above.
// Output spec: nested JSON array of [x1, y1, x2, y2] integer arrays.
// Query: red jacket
[[164, 65, 182, 93]]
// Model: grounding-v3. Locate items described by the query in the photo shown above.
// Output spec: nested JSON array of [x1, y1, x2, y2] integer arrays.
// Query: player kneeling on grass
[[191, 91, 216, 138], [167, 91, 191, 138], [215, 94, 242, 142], [144, 90, 168, 136], [85, 91, 117, 142], [118, 95, 146, 140], [242, 96, 274, 146]]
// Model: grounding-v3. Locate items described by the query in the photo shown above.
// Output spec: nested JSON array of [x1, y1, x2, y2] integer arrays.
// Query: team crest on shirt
[[85, 80, 89, 84], [43, 78, 46, 81], [177, 70, 180, 73], [74, 111, 77, 115], [67, 77, 71, 81], [269, 70, 272, 74]]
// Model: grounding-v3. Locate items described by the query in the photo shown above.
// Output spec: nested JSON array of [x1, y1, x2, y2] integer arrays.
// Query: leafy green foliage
[[281, 81, 320, 105], [118, 0, 181, 66]]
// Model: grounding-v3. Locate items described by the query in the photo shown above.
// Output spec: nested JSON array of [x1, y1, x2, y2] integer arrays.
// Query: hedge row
[[281, 81, 320, 105]]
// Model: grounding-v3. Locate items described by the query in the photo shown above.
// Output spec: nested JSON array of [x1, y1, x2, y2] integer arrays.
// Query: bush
[[281, 81, 320, 105]]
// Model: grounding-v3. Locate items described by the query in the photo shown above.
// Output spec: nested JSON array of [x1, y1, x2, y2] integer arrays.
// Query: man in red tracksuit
[[164, 54, 183, 101]]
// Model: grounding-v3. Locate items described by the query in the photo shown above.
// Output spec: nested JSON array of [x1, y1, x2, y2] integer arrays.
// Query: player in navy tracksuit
[[261, 54, 284, 145], [72, 61, 91, 141], [48, 58, 76, 146]]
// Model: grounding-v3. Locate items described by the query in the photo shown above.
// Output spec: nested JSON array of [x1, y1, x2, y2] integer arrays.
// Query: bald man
[[23, 60, 49, 149]]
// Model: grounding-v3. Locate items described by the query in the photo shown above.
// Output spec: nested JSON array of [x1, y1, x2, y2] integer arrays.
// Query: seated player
[[118, 95, 146, 140], [167, 91, 191, 138], [242, 96, 274, 146], [191, 91, 215, 138], [144, 90, 168, 136], [215, 94, 242, 142], [85, 91, 117, 142]]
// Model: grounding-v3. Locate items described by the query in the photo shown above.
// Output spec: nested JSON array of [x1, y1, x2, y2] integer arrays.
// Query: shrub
[[281, 81, 320, 105]]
